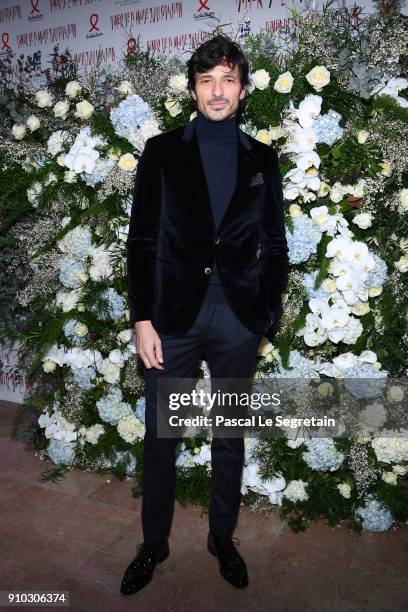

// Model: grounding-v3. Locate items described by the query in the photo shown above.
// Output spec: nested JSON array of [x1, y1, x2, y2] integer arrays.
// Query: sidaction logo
[[1, 32, 11, 54], [193, 0, 216, 21], [86, 13, 103, 39], [28, 0, 43, 22]]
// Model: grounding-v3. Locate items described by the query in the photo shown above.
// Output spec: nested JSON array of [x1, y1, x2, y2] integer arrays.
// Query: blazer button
[[214, 237, 220, 244], [204, 267, 211, 274]]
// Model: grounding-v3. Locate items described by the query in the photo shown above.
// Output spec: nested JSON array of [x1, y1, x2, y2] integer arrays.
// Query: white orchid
[[295, 95, 322, 128]]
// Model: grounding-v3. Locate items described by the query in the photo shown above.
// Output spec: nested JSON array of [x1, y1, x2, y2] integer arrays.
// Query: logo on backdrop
[[193, 0, 216, 21], [28, 0, 44, 22], [86, 12, 103, 39], [127, 37, 138, 55], [239, 19, 251, 38], [1, 32, 11, 53]]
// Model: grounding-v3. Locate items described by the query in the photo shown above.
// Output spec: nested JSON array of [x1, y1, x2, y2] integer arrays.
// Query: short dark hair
[[186, 33, 249, 119]]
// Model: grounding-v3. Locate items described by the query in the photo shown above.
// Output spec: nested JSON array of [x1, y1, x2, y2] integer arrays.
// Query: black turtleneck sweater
[[195, 109, 238, 303]]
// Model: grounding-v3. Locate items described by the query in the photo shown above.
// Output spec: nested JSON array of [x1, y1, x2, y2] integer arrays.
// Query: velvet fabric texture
[[126, 116, 289, 336]]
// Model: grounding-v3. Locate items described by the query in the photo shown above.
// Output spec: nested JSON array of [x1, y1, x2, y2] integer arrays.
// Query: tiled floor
[[1, 399, 407, 612]]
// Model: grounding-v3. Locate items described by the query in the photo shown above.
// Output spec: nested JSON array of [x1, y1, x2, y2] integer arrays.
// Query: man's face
[[190, 62, 246, 121]]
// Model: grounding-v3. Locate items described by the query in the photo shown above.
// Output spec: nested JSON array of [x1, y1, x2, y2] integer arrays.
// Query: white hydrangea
[[85, 424, 105, 445], [47, 130, 69, 156], [117, 415, 145, 443], [96, 358, 121, 384], [283, 479, 309, 502], [371, 430, 408, 463], [88, 244, 114, 281]]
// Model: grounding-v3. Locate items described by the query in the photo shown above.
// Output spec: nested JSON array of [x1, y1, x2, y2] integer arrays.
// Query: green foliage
[[39, 466, 68, 483], [175, 464, 211, 508], [377, 479, 408, 522]]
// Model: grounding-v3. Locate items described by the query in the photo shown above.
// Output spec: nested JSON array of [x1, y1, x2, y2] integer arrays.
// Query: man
[[120, 34, 288, 594]]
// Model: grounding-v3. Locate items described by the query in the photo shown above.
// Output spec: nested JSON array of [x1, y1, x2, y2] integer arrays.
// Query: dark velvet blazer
[[126, 116, 289, 336]]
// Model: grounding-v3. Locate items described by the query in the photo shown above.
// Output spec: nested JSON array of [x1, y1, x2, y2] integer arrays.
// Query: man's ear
[[239, 87, 246, 101], [190, 89, 197, 101]]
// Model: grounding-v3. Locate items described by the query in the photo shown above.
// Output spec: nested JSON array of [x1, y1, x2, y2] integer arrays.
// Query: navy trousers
[[141, 291, 265, 546]]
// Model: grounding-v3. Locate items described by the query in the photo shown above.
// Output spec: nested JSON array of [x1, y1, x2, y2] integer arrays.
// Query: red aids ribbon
[[2, 33, 10, 50], [89, 13, 100, 32]]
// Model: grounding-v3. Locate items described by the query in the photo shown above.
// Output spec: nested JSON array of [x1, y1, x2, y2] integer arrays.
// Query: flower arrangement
[[0, 6, 407, 532]]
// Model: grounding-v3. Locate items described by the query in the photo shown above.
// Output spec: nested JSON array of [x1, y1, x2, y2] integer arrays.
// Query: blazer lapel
[[181, 117, 255, 233]]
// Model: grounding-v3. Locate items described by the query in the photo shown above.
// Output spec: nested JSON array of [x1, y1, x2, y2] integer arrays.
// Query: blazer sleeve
[[259, 147, 289, 321], [126, 137, 162, 325]]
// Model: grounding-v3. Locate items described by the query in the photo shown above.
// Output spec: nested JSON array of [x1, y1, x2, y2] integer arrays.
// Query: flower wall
[[0, 8, 407, 532]]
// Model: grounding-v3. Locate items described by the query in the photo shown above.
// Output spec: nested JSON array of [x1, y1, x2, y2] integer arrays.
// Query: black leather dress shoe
[[207, 532, 249, 588], [120, 541, 169, 595]]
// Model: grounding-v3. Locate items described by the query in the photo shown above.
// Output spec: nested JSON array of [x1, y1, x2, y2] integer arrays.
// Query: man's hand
[[134, 321, 164, 369]]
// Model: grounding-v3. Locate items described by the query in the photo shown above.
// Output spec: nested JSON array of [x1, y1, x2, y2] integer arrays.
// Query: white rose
[[395, 254, 408, 273], [169, 74, 188, 93], [317, 182, 331, 197], [118, 329, 133, 343], [26, 115, 40, 132], [392, 464, 408, 476], [380, 161, 392, 176], [398, 188, 408, 213], [289, 204, 302, 218], [65, 80, 82, 98], [35, 89, 54, 108], [305, 66, 330, 91], [53, 99, 70, 119], [318, 382, 334, 397], [351, 301, 370, 316], [118, 153, 137, 172], [164, 97, 182, 117], [368, 287, 382, 297], [351, 180, 367, 198], [43, 360, 56, 373], [255, 129, 272, 145], [74, 322, 88, 337], [337, 483, 351, 498], [56, 155, 65, 167], [322, 278, 336, 293], [329, 185, 344, 203], [274, 71, 293, 93], [12, 124, 26, 140], [382, 471, 398, 485], [74, 100, 94, 119], [352, 212, 372, 229], [252, 69, 270, 90], [357, 130, 369, 144], [257, 338, 274, 357], [117, 80, 134, 96]]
